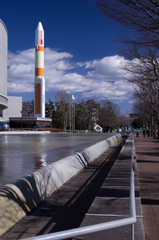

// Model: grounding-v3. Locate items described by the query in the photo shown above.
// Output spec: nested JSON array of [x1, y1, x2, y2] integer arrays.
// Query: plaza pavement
[[135, 134, 159, 240]]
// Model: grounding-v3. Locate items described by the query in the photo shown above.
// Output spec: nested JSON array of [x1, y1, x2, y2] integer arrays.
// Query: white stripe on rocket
[[35, 51, 44, 68]]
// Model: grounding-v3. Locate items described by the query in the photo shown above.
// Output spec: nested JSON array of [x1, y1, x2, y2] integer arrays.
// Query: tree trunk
[[157, 122, 159, 139], [151, 116, 153, 137]]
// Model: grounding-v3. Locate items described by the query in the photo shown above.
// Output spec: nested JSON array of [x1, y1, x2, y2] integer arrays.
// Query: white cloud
[[7, 48, 132, 102], [78, 55, 128, 81]]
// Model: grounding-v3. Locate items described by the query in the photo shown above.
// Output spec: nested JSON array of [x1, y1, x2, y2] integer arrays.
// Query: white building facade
[[3, 97, 22, 118], [0, 19, 8, 115]]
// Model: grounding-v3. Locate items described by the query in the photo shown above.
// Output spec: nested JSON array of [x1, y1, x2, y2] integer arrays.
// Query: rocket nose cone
[[35, 22, 44, 46], [36, 22, 44, 31]]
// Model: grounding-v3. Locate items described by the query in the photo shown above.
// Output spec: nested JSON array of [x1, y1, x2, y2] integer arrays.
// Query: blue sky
[[1, 0, 133, 114]]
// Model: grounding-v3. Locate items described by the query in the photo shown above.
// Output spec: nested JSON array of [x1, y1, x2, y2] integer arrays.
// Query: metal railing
[[22, 136, 136, 240]]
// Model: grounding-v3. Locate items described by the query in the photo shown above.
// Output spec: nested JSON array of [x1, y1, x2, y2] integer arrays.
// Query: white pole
[[72, 98, 73, 132], [70, 96, 71, 133], [74, 103, 75, 131]]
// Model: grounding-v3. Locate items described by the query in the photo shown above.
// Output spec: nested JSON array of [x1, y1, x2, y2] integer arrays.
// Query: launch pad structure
[[9, 117, 51, 129]]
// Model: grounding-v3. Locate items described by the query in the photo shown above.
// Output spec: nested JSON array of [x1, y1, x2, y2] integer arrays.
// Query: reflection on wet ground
[[0, 132, 115, 187]]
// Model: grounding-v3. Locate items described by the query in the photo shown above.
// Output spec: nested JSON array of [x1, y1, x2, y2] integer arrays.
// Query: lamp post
[[21, 111, 23, 131], [70, 95, 72, 133], [74, 103, 75, 131]]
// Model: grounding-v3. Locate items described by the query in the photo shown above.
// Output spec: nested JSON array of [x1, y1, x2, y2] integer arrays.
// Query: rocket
[[34, 22, 45, 118]]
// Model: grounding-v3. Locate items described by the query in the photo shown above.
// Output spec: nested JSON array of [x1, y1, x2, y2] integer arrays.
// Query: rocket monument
[[34, 22, 45, 118]]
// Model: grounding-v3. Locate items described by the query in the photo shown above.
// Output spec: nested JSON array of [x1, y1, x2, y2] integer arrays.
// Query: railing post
[[131, 223, 134, 240], [131, 135, 135, 240]]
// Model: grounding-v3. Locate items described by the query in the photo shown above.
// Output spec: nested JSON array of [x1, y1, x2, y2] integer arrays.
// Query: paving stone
[[79, 216, 144, 240], [97, 187, 130, 198], [102, 178, 130, 186], [97, 186, 140, 198], [87, 198, 142, 216], [19, 232, 37, 239]]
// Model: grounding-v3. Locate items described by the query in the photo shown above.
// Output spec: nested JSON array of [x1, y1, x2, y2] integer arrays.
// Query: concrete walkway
[[78, 135, 144, 240], [135, 135, 159, 240]]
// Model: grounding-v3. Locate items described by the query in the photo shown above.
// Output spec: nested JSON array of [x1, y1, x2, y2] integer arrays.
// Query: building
[[3, 97, 22, 118], [0, 19, 8, 116], [0, 20, 22, 124], [120, 111, 139, 132]]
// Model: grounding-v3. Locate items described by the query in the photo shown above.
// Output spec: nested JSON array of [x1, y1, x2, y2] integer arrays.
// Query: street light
[[21, 111, 23, 131]]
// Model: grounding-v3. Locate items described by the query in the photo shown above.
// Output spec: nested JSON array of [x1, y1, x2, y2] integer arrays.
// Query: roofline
[[9, 117, 52, 122], [0, 19, 8, 37]]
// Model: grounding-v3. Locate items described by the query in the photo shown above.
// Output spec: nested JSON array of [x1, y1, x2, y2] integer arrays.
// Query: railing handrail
[[21, 135, 136, 240]]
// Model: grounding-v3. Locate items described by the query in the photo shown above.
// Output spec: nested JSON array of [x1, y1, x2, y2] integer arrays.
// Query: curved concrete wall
[[0, 133, 121, 235]]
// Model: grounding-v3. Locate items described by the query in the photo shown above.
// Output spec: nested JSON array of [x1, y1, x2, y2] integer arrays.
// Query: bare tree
[[132, 78, 159, 137], [120, 40, 159, 84], [22, 100, 34, 117], [96, 0, 159, 47], [96, 0, 159, 137], [55, 91, 70, 130], [120, 40, 159, 137], [84, 99, 100, 130], [97, 99, 120, 128]]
